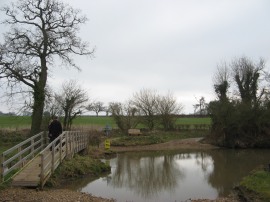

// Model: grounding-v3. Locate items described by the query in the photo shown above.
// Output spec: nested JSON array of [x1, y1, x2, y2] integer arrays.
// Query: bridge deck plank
[[11, 150, 64, 187], [12, 156, 41, 187]]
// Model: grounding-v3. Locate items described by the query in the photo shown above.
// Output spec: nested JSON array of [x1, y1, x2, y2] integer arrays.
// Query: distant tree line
[[0, 111, 16, 116], [208, 57, 270, 148], [44, 86, 183, 132], [108, 89, 183, 133]]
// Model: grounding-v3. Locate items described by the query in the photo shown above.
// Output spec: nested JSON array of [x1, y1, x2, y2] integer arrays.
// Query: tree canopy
[[0, 0, 93, 134], [208, 57, 270, 148]]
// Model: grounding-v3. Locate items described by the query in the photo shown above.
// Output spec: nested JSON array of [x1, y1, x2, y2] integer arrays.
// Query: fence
[[1, 131, 89, 188], [39, 131, 89, 188], [1, 132, 46, 182]]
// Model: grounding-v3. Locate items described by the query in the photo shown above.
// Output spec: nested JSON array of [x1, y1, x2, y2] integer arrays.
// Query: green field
[[73, 116, 116, 127], [0, 115, 211, 129], [0, 116, 31, 129], [175, 117, 211, 125]]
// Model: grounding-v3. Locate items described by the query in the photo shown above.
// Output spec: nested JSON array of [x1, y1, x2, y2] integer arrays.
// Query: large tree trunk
[[30, 58, 47, 135], [31, 86, 46, 135]]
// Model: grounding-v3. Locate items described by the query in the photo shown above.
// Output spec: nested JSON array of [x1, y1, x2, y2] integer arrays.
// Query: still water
[[71, 149, 270, 202]]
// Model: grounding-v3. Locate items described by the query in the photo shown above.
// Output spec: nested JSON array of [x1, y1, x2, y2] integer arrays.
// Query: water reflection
[[77, 149, 270, 202], [110, 153, 183, 198], [207, 149, 269, 196]]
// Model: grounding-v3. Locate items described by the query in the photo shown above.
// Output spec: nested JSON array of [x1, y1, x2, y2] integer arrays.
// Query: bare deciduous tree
[[108, 102, 122, 116], [157, 92, 183, 130], [213, 62, 230, 102], [55, 80, 88, 130], [44, 86, 63, 118], [132, 89, 158, 130], [86, 101, 105, 116], [109, 101, 139, 133], [0, 0, 94, 134], [193, 96, 207, 115]]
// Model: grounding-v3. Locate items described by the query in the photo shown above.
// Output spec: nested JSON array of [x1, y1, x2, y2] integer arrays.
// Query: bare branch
[[0, 0, 94, 134]]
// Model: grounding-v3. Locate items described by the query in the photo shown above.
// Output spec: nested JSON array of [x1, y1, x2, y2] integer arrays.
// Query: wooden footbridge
[[1, 131, 89, 188]]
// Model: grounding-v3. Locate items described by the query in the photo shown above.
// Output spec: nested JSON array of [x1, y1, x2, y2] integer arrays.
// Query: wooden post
[[31, 139, 35, 158], [1, 153, 4, 182], [59, 135, 62, 162], [40, 153, 44, 188], [41, 132, 44, 150], [69, 133, 74, 158], [73, 132, 76, 153], [66, 132, 69, 157], [79, 132, 81, 151], [78, 132, 80, 151], [51, 143, 55, 173], [18, 146, 22, 168], [77, 132, 78, 151], [73, 132, 76, 154]]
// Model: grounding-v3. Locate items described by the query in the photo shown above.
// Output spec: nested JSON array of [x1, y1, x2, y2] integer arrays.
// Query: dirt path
[[109, 137, 218, 152], [0, 187, 115, 202]]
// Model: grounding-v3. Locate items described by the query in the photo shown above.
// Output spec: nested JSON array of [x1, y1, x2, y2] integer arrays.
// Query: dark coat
[[48, 119, 63, 140]]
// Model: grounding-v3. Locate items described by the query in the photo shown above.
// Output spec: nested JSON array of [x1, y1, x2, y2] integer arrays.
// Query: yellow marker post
[[105, 139, 110, 150]]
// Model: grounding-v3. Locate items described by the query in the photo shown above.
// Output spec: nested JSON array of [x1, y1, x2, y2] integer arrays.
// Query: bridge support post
[[1, 153, 4, 182], [51, 143, 55, 173], [18, 147, 22, 168], [40, 153, 44, 188], [59, 135, 63, 162], [41, 131, 46, 150]]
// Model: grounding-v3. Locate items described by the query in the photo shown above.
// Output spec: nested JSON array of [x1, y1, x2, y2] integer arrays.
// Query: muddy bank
[[0, 187, 115, 202], [109, 137, 219, 152], [0, 187, 240, 202]]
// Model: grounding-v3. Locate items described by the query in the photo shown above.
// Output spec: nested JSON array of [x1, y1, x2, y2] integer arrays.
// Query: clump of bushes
[[208, 57, 270, 148]]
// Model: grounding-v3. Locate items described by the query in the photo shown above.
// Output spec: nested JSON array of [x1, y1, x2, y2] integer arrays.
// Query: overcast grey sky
[[1, 0, 270, 114]]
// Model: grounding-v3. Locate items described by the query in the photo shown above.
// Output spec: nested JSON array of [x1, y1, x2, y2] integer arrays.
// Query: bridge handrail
[[1, 132, 46, 182], [39, 131, 89, 188], [1, 130, 89, 187]]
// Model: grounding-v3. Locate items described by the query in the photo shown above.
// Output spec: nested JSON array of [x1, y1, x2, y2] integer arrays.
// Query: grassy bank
[[237, 168, 270, 202], [47, 154, 111, 187]]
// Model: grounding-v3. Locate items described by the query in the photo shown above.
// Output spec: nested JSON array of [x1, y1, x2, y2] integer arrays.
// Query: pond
[[68, 149, 270, 202]]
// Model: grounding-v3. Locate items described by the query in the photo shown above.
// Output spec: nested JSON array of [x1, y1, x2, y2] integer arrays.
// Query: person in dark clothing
[[48, 116, 63, 143]]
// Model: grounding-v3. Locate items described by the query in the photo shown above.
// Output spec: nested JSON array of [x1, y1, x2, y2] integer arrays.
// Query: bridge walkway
[[1, 131, 89, 188]]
